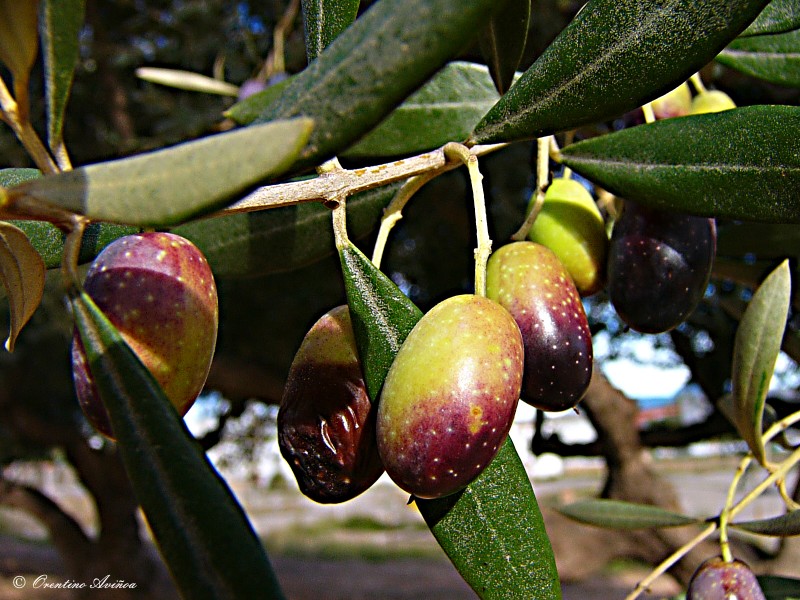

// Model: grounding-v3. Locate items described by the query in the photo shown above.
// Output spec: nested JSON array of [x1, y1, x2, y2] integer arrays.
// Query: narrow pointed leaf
[[175, 183, 400, 278], [0, 0, 39, 111], [339, 239, 560, 600], [136, 67, 239, 96], [0, 221, 45, 351], [730, 510, 800, 536], [10, 118, 313, 227], [471, 0, 770, 144], [558, 499, 700, 530], [70, 291, 286, 599], [224, 77, 293, 125], [41, 0, 86, 152], [301, 0, 360, 62], [478, 0, 530, 95], [718, 28, 800, 88], [732, 260, 792, 464], [255, 0, 503, 167], [560, 106, 800, 223], [417, 438, 562, 600], [338, 242, 422, 400], [742, 0, 800, 37], [343, 62, 500, 159]]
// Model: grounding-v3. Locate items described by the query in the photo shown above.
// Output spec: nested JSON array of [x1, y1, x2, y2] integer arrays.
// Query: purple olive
[[687, 556, 765, 600]]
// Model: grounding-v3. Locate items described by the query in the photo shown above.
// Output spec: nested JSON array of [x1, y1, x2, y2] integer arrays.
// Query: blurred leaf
[[176, 182, 400, 278], [717, 223, 800, 258], [136, 67, 240, 96], [338, 238, 560, 599], [470, 0, 770, 144], [339, 242, 423, 400], [742, 0, 800, 36], [557, 499, 700, 529], [344, 62, 500, 159], [732, 260, 791, 464], [478, 0, 530, 95], [418, 438, 562, 600], [758, 575, 800, 599], [9, 118, 314, 227], [225, 77, 293, 125], [0, 0, 39, 114], [40, 0, 86, 152], [70, 291, 286, 599], [0, 221, 45, 351], [301, 0, 360, 62], [718, 28, 800, 88], [255, 0, 503, 167], [731, 510, 800, 536], [560, 106, 800, 223]]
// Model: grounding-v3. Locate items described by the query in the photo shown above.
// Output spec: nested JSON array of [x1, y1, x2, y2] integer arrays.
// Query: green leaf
[[255, 0, 503, 167], [470, 0, 770, 144], [70, 291, 285, 599], [338, 242, 423, 400], [343, 62, 500, 159], [175, 182, 400, 278], [301, 0, 360, 62], [224, 77, 293, 125], [742, 0, 800, 37], [731, 510, 800, 536], [732, 260, 792, 464], [418, 438, 562, 600], [136, 67, 239, 96], [0, 221, 45, 351], [0, 0, 39, 110], [557, 499, 700, 530], [40, 0, 86, 153], [478, 0, 530, 95], [758, 575, 800, 599], [718, 28, 800, 88], [559, 106, 800, 223], [338, 239, 560, 600], [9, 118, 313, 227]]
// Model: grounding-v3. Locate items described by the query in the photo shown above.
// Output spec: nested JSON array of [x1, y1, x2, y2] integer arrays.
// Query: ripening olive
[[687, 556, 766, 600]]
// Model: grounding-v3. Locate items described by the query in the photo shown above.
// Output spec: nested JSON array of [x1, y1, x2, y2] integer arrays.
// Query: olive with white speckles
[[607, 201, 716, 334], [487, 241, 592, 412], [278, 306, 384, 503], [376, 295, 523, 499], [71, 232, 218, 439], [686, 556, 765, 600]]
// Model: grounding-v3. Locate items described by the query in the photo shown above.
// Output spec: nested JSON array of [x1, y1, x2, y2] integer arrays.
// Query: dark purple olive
[[687, 556, 765, 599], [607, 202, 716, 333], [278, 306, 383, 503], [486, 241, 593, 412]]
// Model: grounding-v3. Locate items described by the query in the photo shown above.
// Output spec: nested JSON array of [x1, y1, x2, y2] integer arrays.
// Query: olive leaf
[[0, 0, 39, 115], [730, 510, 800, 537], [70, 290, 286, 599], [301, 0, 360, 62], [343, 62, 501, 159], [0, 221, 45, 351], [718, 28, 800, 88], [224, 77, 293, 125], [338, 240, 560, 600], [40, 0, 86, 155], [559, 106, 800, 223], [478, 0, 530, 95], [741, 0, 800, 37], [136, 67, 240, 96], [557, 499, 700, 530], [255, 0, 503, 168], [9, 118, 314, 227], [731, 260, 792, 465], [470, 0, 770, 144]]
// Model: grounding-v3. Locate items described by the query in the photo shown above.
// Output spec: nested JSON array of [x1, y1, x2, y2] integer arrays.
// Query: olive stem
[[641, 102, 656, 124], [444, 143, 491, 297], [690, 72, 707, 94], [331, 196, 350, 251], [0, 77, 59, 175], [371, 171, 438, 268], [719, 454, 752, 563], [510, 136, 552, 241]]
